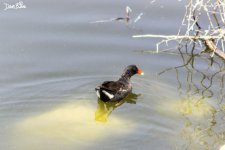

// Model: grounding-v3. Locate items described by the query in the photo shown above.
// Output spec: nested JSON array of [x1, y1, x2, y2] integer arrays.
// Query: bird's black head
[[122, 65, 144, 77]]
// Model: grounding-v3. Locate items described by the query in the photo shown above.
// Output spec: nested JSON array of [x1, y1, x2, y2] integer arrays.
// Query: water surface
[[0, 0, 225, 150]]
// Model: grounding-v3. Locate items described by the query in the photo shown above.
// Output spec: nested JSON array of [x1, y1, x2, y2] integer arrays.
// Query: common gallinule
[[95, 65, 144, 102]]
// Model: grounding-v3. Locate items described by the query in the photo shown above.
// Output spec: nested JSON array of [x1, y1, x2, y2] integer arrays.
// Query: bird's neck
[[118, 73, 131, 82]]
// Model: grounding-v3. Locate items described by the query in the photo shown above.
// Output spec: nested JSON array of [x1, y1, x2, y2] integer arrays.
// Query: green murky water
[[0, 0, 225, 150]]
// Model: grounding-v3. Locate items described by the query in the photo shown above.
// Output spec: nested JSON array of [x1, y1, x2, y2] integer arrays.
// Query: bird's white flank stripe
[[102, 90, 114, 99], [96, 90, 100, 98]]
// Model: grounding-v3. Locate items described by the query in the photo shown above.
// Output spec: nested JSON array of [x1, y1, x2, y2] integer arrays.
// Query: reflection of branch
[[218, 74, 225, 104], [180, 100, 222, 149], [157, 40, 225, 150], [158, 45, 225, 99], [158, 47, 225, 150], [158, 47, 196, 76]]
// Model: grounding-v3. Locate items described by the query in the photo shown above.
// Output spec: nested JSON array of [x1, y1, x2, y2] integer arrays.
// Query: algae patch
[[13, 100, 136, 150], [159, 96, 214, 117]]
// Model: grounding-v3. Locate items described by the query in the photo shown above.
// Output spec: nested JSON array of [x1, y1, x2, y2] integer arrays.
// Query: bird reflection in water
[[95, 93, 140, 122]]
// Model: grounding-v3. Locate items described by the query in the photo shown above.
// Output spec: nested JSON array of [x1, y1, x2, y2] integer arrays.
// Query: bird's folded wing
[[100, 81, 127, 95]]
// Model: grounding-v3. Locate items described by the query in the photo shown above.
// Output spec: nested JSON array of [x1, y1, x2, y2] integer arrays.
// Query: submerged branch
[[133, 34, 225, 60], [132, 34, 222, 40]]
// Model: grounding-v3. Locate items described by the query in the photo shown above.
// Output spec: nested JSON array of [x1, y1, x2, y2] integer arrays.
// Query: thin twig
[[133, 34, 222, 40]]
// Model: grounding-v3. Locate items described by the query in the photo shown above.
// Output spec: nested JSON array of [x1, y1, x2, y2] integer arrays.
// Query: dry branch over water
[[133, 0, 225, 60]]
